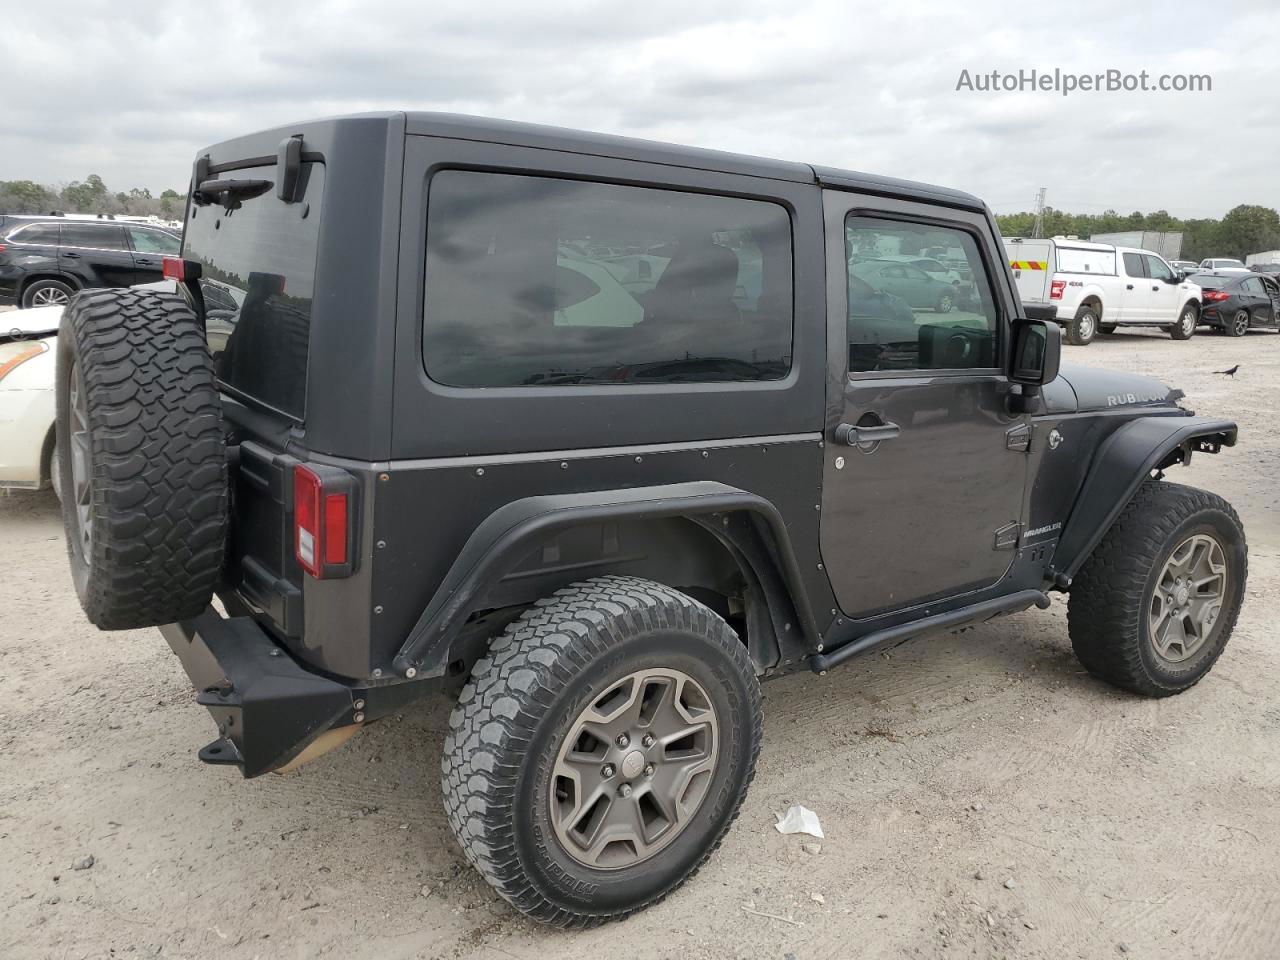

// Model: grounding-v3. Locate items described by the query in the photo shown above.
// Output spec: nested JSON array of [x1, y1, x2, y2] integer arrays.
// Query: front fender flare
[[1054, 415, 1236, 580], [390, 481, 815, 678]]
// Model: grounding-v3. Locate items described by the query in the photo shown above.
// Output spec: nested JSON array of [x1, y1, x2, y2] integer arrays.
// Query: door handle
[[61, 251, 81, 259], [1126, 283, 1134, 290], [135, 259, 156, 266], [836, 420, 901, 445], [1152, 286, 1160, 291]]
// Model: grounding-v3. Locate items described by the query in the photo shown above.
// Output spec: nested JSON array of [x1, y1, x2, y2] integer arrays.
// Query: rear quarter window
[[421, 171, 794, 387], [183, 163, 325, 419]]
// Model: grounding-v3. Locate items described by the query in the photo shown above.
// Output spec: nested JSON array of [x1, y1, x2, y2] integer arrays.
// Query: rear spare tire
[[56, 289, 227, 629]]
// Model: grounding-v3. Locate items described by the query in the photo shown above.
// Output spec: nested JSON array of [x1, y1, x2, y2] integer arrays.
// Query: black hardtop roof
[[201, 111, 988, 213]]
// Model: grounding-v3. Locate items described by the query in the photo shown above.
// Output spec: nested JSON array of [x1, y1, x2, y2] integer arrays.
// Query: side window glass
[[12, 223, 60, 244], [422, 171, 794, 387], [1122, 252, 1146, 278], [1145, 256, 1173, 281], [128, 227, 181, 255], [61, 224, 126, 250], [845, 216, 997, 373], [1243, 277, 1263, 295]]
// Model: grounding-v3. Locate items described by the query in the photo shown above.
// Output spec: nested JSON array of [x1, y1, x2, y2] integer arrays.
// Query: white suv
[[1004, 236, 1202, 345]]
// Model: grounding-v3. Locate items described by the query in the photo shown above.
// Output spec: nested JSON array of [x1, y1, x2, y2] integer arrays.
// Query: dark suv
[[55, 113, 1246, 928], [0, 215, 181, 307]]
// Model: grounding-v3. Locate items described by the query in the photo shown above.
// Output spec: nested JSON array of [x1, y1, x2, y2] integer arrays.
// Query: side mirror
[[1165, 274, 1181, 284], [1010, 318, 1061, 387]]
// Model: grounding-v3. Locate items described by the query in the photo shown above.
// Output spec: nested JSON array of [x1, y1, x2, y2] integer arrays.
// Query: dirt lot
[[3, 327, 1280, 960]]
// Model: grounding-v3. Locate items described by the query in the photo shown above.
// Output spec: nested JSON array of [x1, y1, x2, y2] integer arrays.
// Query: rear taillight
[[0, 243, 7, 254], [161, 257, 202, 282], [1049, 280, 1066, 300], [293, 464, 358, 579], [1203, 290, 1230, 302]]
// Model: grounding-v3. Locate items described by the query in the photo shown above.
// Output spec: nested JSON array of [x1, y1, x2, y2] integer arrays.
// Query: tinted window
[[422, 171, 793, 387], [1056, 247, 1114, 275], [61, 223, 126, 250], [184, 163, 325, 418], [127, 226, 181, 255], [1122, 252, 1147, 278], [846, 217, 997, 373], [1145, 255, 1173, 281], [10, 223, 61, 244]]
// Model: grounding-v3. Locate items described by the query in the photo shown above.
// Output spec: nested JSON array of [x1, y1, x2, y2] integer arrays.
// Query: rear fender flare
[[1054, 415, 1237, 580], [390, 481, 816, 678]]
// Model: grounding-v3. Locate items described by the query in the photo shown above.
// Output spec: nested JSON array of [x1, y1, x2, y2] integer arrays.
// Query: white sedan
[[0, 305, 62, 497]]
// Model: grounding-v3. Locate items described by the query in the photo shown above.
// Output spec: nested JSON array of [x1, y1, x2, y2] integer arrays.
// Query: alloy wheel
[[1148, 533, 1227, 663], [550, 667, 719, 869], [67, 360, 93, 558], [1232, 310, 1250, 336], [32, 286, 70, 306]]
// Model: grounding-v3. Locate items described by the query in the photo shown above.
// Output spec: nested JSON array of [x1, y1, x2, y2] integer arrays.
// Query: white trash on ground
[[774, 804, 824, 839]]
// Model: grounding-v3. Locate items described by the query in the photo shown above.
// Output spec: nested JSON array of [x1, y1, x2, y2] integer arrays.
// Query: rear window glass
[[1056, 247, 1114, 275], [422, 171, 793, 387], [183, 163, 324, 418]]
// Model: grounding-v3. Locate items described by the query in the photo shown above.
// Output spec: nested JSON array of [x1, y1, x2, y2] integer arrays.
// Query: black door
[[58, 222, 137, 289], [1242, 276, 1276, 324], [125, 225, 182, 283], [820, 192, 1027, 618]]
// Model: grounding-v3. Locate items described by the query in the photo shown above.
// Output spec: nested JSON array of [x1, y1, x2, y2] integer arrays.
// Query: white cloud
[[0, 0, 1272, 217]]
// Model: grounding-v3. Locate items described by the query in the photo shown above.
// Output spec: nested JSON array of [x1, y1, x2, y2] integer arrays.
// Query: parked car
[[0, 304, 62, 495], [872, 253, 967, 287], [1198, 258, 1251, 275], [850, 258, 958, 311], [1192, 272, 1280, 336], [0, 215, 181, 308], [1169, 259, 1199, 277], [1004, 236, 1201, 345], [56, 112, 1245, 928]]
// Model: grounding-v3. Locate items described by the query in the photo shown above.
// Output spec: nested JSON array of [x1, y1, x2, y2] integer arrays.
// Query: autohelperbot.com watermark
[[955, 67, 1211, 96]]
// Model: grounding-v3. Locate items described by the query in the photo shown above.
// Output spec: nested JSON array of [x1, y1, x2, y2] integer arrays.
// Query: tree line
[[0, 175, 184, 222], [995, 204, 1280, 263]]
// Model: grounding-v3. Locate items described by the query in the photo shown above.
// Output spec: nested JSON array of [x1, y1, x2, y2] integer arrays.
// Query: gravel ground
[[3, 326, 1279, 960]]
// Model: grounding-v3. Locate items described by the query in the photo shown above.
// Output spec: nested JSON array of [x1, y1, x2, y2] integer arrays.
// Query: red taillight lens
[[1203, 290, 1230, 302], [323, 493, 348, 565], [293, 464, 354, 578], [0, 243, 7, 254], [162, 256, 186, 281], [294, 465, 322, 577], [1049, 280, 1066, 300]]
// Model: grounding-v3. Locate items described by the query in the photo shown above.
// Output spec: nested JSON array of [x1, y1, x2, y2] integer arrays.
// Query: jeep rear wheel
[[1067, 481, 1246, 697], [57, 289, 228, 629], [1067, 305, 1098, 345], [441, 576, 762, 927]]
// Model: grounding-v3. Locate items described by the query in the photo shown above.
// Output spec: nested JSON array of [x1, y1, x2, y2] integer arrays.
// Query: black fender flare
[[1054, 415, 1237, 580], [390, 481, 816, 679]]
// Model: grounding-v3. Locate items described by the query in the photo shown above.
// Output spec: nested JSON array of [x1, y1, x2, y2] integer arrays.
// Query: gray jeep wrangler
[[56, 113, 1246, 927]]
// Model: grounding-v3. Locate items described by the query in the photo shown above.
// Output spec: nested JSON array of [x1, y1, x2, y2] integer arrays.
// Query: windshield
[[182, 163, 324, 418]]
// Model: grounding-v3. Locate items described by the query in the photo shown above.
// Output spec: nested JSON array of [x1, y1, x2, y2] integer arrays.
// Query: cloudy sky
[[2, 0, 1274, 218]]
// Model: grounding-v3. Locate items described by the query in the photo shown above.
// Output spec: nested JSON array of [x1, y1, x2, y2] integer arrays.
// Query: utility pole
[[1031, 187, 1047, 239]]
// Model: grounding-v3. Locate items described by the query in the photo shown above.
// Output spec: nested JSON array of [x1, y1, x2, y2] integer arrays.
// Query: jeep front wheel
[[441, 576, 762, 927], [1067, 481, 1246, 697]]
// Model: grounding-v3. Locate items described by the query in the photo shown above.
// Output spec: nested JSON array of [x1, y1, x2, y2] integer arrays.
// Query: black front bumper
[[161, 608, 358, 777]]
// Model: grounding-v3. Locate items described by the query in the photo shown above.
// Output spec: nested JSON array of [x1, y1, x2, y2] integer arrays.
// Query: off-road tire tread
[[441, 575, 762, 928], [61, 288, 227, 629], [1067, 480, 1245, 697]]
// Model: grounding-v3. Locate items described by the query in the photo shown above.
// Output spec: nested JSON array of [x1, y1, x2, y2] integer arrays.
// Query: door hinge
[[994, 522, 1021, 550], [1005, 423, 1031, 452]]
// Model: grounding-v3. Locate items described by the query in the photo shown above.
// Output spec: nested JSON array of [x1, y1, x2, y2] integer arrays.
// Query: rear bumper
[[161, 608, 360, 777]]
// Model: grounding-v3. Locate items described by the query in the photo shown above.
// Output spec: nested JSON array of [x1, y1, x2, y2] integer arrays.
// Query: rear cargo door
[[1004, 238, 1051, 304]]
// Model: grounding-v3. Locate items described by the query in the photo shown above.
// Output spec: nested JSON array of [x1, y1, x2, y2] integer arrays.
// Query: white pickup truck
[[1004, 236, 1201, 345]]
